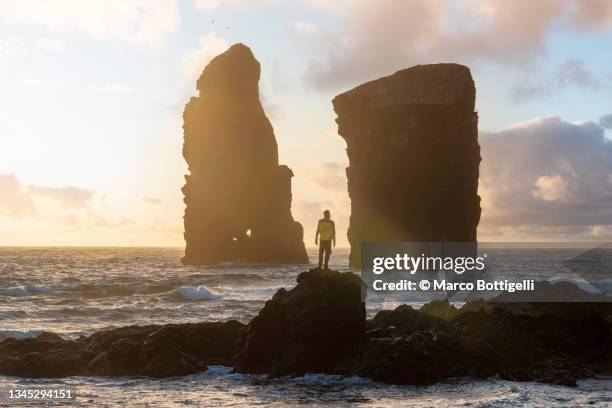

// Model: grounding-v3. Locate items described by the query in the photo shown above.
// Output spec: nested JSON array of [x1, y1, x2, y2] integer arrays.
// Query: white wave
[[574, 280, 603, 294], [222, 286, 285, 301], [549, 277, 612, 295], [1, 285, 53, 297], [0, 329, 43, 341], [291, 373, 372, 386], [173, 286, 222, 301]]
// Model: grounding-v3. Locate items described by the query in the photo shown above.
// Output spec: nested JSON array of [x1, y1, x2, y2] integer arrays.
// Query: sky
[[0, 0, 611, 247]]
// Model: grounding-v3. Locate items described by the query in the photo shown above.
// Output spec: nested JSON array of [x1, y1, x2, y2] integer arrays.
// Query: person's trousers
[[318, 240, 332, 269]]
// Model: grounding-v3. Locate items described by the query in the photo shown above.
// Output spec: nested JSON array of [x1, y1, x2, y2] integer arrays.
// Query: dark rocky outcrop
[[232, 270, 610, 387], [234, 268, 366, 377], [182, 43, 308, 265], [419, 299, 460, 320], [2, 272, 610, 387], [339, 300, 611, 387], [0, 321, 243, 378], [333, 64, 481, 267]]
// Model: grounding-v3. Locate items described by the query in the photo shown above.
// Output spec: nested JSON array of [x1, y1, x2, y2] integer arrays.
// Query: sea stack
[[333, 64, 481, 267], [182, 43, 308, 265]]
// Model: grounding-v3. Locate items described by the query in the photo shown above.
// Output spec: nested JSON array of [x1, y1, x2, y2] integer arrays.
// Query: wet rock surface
[[0, 321, 243, 378], [342, 300, 611, 387], [234, 268, 366, 376], [233, 271, 610, 387], [333, 64, 481, 267], [182, 43, 308, 265], [1, 272, 610, 388]]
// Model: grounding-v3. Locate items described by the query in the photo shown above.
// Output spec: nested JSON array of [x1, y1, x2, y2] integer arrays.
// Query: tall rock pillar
[[182, 43, 308, 265], [332, 64, 481, 267]]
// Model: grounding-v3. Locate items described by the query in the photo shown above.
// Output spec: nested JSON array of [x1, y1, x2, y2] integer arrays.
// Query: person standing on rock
[[315, 210, 336, 270]]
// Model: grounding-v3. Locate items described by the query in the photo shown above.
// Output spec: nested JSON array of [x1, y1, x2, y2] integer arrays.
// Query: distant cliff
[[182, 43, 308, 265], [333, 64, 481, 267]]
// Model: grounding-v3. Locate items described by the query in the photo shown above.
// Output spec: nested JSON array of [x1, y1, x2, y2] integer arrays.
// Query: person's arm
[[332, 221, 336, 247], [315, 222, 320, 245]]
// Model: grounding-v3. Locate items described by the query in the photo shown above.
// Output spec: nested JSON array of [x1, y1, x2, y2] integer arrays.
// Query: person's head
[[323, 210, 330, 219]]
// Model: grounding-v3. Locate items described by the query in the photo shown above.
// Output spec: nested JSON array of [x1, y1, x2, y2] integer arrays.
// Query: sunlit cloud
[[20, 78, 134, 93], [479, 116, 612, 235], [312, 162, 346, 192], [509, 58, 610, 103], [0, 173, 131, 227], [28, 185, 95, 209], [0, 39, 28, 74], [531, 175, 570, 202], [38, 36, 64, 52], [292, 0, 612, 90], [599, 113, 612, 129], [571, 0, 612, 31], [140, 197, 163, 205], [182, 31, 228, 86], [0, 174, 36, 218], [0, 0, 180, 49], [193, 0, 275, 11]]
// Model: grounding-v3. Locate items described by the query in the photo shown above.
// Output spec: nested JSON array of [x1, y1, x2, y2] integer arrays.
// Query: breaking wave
[[170, 286, 222, 301]]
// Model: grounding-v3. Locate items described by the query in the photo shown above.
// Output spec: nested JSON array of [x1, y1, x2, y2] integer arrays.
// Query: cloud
[[295, 160, 351, 245], [557, 58, 602, 88], [39, 37, 64, 52], [479, 117, 612, 234], [182, 32, 228, 85], [0, 39, 28, 74], [289, 0, 612, 90], [27, 185, 95, 209], [509, 80, 556, 104], [570, 0, 612, 31], [295, 0, 569, 89], [20, 78, 134, 93], [531, 175, 569, 202], [0, 173, 129, 227], [193, 0, 274, 11], [599, 113, 612, 129], [312, 162, 346, 192], [293, 20, 318, 36], [478, 224, 612, 241], [140, 196, 163, 204], [509, 58, 608, 103], [296, 199, 335, 220], [184, 1, 612, 93], [93, 84, 135, 93], [0, 0, 180, 49], [0, 174, 36, 217]]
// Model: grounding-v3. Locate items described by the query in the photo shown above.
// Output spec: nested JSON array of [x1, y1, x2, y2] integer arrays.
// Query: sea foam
[[0, 329, 43, 341], [1, 286, 52, 297], [172, 286, 222, 301]]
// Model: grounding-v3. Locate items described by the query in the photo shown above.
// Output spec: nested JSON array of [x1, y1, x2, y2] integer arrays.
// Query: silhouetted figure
[[315, 210, 336, 270]]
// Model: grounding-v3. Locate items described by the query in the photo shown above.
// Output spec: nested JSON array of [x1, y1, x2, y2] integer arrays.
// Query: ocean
[[1, 246, 611, 407]]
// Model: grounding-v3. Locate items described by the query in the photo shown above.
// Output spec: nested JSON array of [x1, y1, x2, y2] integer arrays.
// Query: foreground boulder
[[232, 270, 610, 386], [0, 321, 243, 378], [0, 332, 89, 378], [234, 268, 366, 376], [341, 300, 611, 387]]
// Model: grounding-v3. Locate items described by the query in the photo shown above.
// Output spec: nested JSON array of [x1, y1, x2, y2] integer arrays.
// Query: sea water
[[0, 246, 610, 407]]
